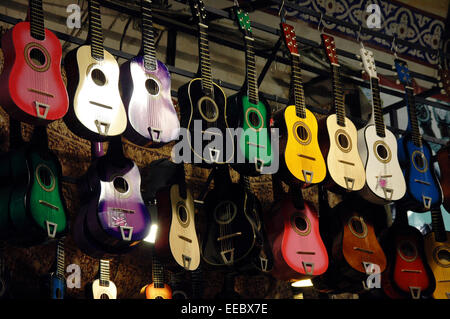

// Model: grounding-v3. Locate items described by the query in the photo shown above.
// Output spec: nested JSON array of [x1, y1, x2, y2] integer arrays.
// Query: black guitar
[[0, 243, 10, 299], [200, 165, 256, 267], [177, 0, 234, 166]]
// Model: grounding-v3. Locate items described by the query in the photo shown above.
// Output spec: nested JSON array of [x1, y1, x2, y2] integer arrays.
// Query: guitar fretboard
[[152, 256, 165, 289], [291, 55, 306, 119], [431, 209, 446, 243], [99, 259, 110, 287], [141, 0, 157, 70], [370, 77, 386, 137], [331, 65, 346, 126], [405, 87, 422, 147], [88, 0, 104, 61], [198, 23, 213, 96], [245, 36, 259, 105], [56, 239, 65, 278], [29, 0, 45, 40]]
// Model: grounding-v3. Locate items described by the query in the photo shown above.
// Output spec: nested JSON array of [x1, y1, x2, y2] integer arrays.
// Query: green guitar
[[227, 7, 272, 175]]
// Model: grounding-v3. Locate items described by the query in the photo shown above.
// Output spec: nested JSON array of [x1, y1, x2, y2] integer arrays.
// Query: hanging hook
[[317, 13, 324, 33], [356, 25, 364, 48], [391, 35, 398, 59], [278, 0, 286, 23]]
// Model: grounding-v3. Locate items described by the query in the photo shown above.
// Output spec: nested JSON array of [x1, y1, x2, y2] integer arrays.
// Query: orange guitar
[[142, 255, 172, 299]]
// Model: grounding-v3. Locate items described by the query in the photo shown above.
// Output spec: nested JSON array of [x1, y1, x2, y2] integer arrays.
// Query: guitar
[[318, 34, 365, 192], [49, 239, 65, 299], [356, 47, 406, 204], [119, 0, 180, 147], [177, 0, 233, 165], [143, 255, 172, 299], [200, 165, 256, 266], [274, 22, 325, 185], [64, 0, 127, 141], [154, 165, 201, 271], [327, 196, 387, 291], [92, 259, 117, 299], [381, 208, 434, 299], [84, 137, 151, 249], [214, 272, 241, 299], [424, 207, 450, 299], [0, 0, 68, 125], [436, 144, 450, 213], [227, 7, 272, 175], [266, 183, 328, 280], [0, 243, 10, 299], [394, 59, 442, 212], [439, 68, 450, 97]]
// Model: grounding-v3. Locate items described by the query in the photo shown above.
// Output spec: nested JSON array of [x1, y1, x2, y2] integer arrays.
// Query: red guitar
[[266, 182, 328, 280], [0, 0, 68, 125], [381, 208, 435, 299]]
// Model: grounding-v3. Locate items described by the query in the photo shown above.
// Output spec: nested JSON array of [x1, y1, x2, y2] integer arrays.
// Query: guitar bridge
[[35, 101, 50, 119], [148, 127, 162, 143], [94, 120, 110, 136]]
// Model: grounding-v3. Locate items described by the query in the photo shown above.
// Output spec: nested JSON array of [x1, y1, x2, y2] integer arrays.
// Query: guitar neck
[[404, 87, 422, 147], [291, 55, 306, 118], [330, 64, 346, 126], [29, 0, 45, 40], [430, 208, 447, 243], [141, 0, 157, 70], [99, 259, 110, 287], [88, 0, 104, 60], [152, 256, 165, 288], [370, 77, 386, 137], [56, 240, 65, 278], [198, 23, 213, 96], [244, 35, 259, 105]]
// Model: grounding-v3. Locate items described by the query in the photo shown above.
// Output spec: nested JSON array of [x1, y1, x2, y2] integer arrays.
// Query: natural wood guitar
[[92, 259, 117, 299]]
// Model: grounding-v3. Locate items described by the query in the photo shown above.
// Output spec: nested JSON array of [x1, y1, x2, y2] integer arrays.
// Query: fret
[[291, 56, 306, 118], [245, 39, 258, 105], [29, 0, 45, 40], [198, 24, 213, 95], [370, 77, 385, 137], [404, 87, 422, 147], [431, 209, 446, 243], [56, 240, 65, 277], [88, 0, 104, 60], [99, 259, 110, 287], [141, 0, 157, 70]]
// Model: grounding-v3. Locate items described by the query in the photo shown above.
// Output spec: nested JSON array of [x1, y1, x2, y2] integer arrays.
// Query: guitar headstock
[[394, 59, 413, 87], [280, 23, 298, 56], [439, 69, 450, 96], [189, 0, 207, 25], [359, 47, 377, 79], [235, 7, 252, 37], [321, 34, 338, 65]]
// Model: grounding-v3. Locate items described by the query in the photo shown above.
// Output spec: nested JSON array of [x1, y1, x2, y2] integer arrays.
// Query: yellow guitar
[[275, 22, 326, 185], [424, 208, 450, 299]]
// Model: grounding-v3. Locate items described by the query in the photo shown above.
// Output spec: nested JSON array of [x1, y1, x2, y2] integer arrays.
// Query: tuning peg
[[356, 54, 361, 60], [359, 62, 363, 68], [437, 75, 441, 81], [439, 82, 443, 88], [396, 79, 400, 85], [441, 89, 446, 95], [362, 70, 366, 75], [391, 65, 396, 70]]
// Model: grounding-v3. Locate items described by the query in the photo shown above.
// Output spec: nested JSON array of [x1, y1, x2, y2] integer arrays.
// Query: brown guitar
[[436, 143, 450, 213], [142, 255, 172, 299]]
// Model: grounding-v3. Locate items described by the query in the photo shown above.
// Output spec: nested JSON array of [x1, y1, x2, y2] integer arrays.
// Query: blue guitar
[[395, 59, 442, 212], [49, 239, 65, 299]]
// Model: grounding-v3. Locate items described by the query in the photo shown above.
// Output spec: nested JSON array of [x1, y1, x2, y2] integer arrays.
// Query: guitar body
[[49, 274, 65, 299], [120, 56, 180, 146], [91, 279, 117, 299], [228, 92, 272, 175], [397, 135, 442, 212], [144, 283, 172, 299], [319, 115, 365, 192], [85, 159, 150, 248], [424, 231, 450, 299], [27, 148, 67, 238], [0, 22, 68, 124], [64, 45, 127, 141], [436, 145, 450, 213], [178, 78, 233, 165], [201, 182, 256, 267], [267, 195, 328, 280], [357, 124, 406, 204], [276, 104, 325, 184], [382, 222, 434, 299]]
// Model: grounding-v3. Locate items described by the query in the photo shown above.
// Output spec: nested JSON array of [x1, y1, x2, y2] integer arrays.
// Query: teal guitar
[[394, 59, 442, 212], [227, 7, 272, 176]]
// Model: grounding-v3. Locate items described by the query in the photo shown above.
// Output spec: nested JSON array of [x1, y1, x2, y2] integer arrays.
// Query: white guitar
[[92, 259, 117, 299], [356, 47, 406, 204], [64, 0, 127, 141]]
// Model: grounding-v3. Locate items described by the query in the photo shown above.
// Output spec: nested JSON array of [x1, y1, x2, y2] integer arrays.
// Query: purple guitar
[[119, 0, 179, 147], [84, 139, 151, 250]]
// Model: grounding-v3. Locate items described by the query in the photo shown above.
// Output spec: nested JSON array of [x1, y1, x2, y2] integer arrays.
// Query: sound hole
[[38, 166, 53, 188], [248, 111, 261, 128], [351, 219, 364, 235], [437, 249, 450, 263], [338, 133, 349, 149], [178, 206, 188, 224], [413, 153, 425, 170], [155, 296, 164, 299], [297, 125, 309, 141], [376, 144, 388, 160], [294, 216, 308, 232], [145, 78, 159, 95], [198, 97, 218, 122], [214, 201, 237, 225], [399, 241, 417, 259], [91, 69, 106, 86], [29, 48, 46, 66], [100, 293, 109, 299], [113, 177, 129, 194]]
